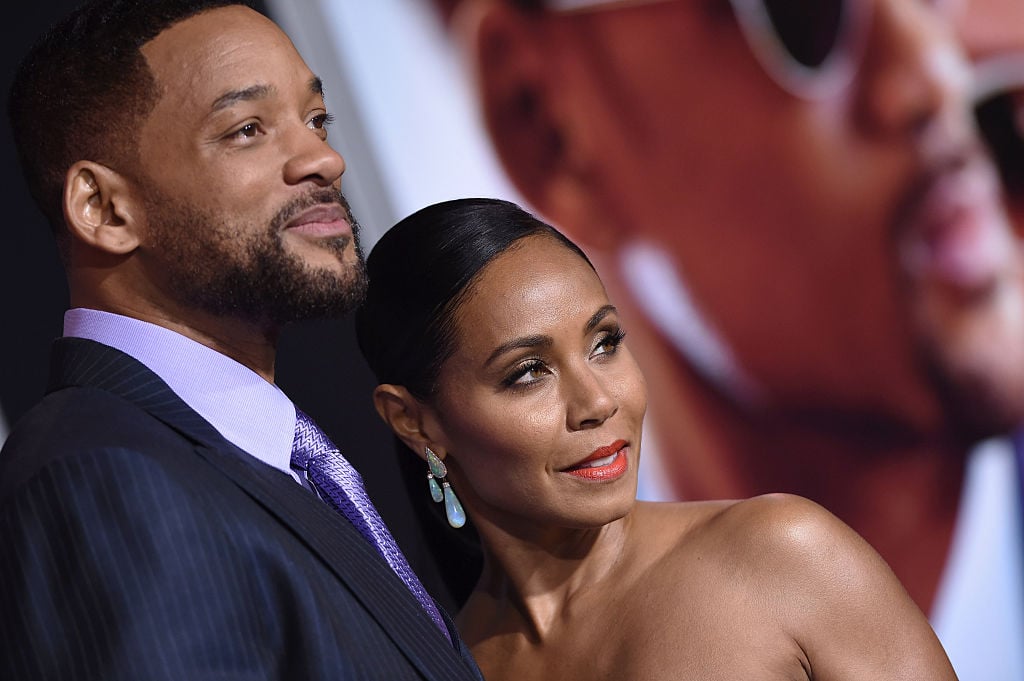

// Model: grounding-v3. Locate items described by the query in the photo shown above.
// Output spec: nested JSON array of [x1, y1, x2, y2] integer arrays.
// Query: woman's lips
[[565, 440, 629, 481]]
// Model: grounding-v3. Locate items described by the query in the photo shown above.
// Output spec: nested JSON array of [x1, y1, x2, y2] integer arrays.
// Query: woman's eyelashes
[[499, 327, 628, 390], [502, 358, 550, 389], [591, 327, 626, 359]]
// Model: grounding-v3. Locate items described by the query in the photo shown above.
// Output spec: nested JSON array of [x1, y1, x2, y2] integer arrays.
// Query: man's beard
[[145, 187, 368, 328]]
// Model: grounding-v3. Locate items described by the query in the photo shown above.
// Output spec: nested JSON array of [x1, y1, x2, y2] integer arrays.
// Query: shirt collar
[[63, 308, 296, 476]]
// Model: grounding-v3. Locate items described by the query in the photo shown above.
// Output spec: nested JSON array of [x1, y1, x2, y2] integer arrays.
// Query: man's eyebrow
[[208, 77, 323, 115], [209, 84, 274, 113]]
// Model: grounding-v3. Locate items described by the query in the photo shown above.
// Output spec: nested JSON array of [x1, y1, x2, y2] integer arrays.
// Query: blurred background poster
[[265, 3, 1024, 680]]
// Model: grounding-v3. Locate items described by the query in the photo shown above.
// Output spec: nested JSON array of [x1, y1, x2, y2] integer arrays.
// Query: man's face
[[130, 5, 365, 328], [495, 0, 1024, 437]]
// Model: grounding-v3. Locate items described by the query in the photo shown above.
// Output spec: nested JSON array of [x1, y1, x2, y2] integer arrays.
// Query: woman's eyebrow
[[484, 334, 552, 368]]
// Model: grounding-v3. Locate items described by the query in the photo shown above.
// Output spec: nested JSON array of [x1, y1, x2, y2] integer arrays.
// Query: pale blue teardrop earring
[[425, 446, 466, 529]]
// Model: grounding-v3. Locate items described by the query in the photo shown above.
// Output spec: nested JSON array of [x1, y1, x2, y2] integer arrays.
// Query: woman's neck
[[458, 511, 637, 642]]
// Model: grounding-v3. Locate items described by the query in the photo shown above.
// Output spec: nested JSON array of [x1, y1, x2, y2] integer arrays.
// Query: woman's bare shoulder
[[708, 492, 848, 550], [634, 494, 956, 680], [633, 492, 907, 617], [635, 492, 838, 554], [651, 493, 887, 583]]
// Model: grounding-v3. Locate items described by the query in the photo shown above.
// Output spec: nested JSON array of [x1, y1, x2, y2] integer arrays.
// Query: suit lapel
[[48, 337, 477, 680], [48, 337, 215, 439], [194, 441, 474, 678]]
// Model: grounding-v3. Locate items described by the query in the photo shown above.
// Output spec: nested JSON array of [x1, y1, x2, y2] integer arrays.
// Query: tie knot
[[291, 408, 337, 470]]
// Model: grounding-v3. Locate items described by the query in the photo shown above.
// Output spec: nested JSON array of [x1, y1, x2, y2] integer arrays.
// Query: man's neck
[[71, 294, 279, 382]]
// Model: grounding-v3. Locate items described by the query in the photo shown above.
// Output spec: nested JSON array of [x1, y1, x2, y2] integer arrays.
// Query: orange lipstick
[[566, 439, 628, 481]]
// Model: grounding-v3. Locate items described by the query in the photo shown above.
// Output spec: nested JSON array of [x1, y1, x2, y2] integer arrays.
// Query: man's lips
[[564, 439, 629, 481], [898, 151, 1016, 293], [284, 204, 351, 238]]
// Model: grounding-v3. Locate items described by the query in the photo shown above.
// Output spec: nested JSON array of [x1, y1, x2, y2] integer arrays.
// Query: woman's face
[[427, 234, 648, 534]]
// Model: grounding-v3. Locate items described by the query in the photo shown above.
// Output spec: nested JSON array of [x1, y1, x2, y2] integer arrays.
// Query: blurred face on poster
[[442, 0, 1024, 460], [961, 0, 1024, 234]]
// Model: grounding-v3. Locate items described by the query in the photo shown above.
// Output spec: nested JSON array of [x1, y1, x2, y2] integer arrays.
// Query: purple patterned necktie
[[290, 408, 450, 640]]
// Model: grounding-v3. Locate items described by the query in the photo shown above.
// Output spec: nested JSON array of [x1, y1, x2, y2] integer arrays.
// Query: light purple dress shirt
[[63, 308, 301, 484]]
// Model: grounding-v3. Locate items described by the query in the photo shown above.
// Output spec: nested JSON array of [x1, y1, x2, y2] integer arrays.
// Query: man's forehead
[[140, 6, 314, 111], [141, 6, 292, 82], [143, 5, 273, 54]]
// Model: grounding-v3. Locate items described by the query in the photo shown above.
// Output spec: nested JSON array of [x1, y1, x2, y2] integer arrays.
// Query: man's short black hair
[[8, 0, 252, 242]]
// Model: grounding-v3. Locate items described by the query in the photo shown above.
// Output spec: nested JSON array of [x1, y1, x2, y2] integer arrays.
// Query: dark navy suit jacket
[[0, 337, 484, 681]]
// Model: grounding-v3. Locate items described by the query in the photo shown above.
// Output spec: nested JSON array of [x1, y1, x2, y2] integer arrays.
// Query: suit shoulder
[[6, 383, 178, 446], [0, 385, 197, 503]]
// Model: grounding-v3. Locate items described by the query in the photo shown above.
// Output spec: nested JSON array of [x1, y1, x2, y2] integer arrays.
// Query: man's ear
[[455, 1, 618, 251], [64, 160, 141, 255], [373, 384, 440, 460], [466, 2, 564, 209]]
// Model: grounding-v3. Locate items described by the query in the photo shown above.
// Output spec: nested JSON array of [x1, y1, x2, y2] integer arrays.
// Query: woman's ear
[[373, 384, 438, 460], [63, 160, 141, 255]]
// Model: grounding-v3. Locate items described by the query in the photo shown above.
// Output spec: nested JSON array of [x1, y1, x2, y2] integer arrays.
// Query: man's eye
[[310, 113, 335, 130], [234, 123, 259, 139], [976, 87, 1024, 198]]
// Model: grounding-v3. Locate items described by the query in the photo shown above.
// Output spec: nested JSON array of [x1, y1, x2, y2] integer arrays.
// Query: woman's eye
[[503, 360, 548, 387], [592, 328, 626, 358]]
